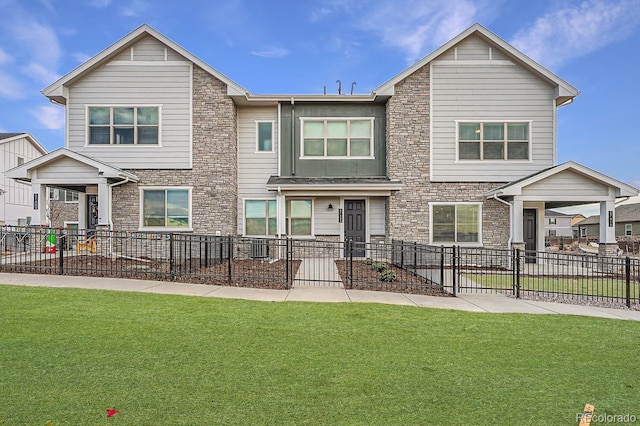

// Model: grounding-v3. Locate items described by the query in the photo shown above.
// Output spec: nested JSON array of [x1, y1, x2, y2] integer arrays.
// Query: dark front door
[[344, 200, 366, 257], [523, 209, 537, 263], [87, 195, 99, 230]]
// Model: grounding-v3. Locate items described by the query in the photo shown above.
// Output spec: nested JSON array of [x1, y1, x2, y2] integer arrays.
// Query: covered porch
[[486, 161, 639, 258], [7, 148, 138, 230]]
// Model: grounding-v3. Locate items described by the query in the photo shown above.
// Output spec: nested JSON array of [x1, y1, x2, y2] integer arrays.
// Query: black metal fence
[[0, 226, 638, 307]]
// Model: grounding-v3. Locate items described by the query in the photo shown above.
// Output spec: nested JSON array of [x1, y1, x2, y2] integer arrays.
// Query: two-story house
[[0, 133, 47, 225], [8, 24, 638, 258]]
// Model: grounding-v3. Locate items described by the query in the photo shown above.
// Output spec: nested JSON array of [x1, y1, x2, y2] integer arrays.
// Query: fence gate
[[290, 239, 344, 287]]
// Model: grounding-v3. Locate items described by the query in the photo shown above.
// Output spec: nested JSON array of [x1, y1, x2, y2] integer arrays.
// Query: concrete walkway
[[1, 272, 639, 321]]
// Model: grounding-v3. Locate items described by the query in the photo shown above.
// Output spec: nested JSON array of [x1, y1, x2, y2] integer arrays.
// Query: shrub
[[379, 269, 397, 282], [362, 258, 374, 265], [371, 261, 387, 272]]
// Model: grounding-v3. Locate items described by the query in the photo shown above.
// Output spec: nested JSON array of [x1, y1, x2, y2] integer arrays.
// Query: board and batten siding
[[67, 36, 192, 169], [237, 107, 279, 235], [431, 35, 556, 182]]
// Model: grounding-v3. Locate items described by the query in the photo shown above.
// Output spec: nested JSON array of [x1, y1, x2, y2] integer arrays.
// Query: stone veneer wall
[[49, 200, 79, 228], [385, 65, 510, 249], [111, 65, 238, 235]]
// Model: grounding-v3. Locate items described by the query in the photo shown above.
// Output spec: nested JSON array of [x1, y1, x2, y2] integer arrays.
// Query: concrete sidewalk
[[1, 272, 639, 321]]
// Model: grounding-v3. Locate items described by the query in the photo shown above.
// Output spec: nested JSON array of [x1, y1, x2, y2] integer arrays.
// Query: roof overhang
[[0, 133, 48, 155], [7, 148, 139, 184]]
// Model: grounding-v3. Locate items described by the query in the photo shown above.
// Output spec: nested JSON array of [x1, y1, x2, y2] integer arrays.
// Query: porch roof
[[485, 161, 638, 208], [7, 148, 139, 184], [266, 176, 403, 193]]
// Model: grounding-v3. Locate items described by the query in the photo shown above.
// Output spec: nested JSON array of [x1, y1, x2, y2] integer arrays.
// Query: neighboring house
[[0, 133, 47, 225], [544, 210, 585, 237], [7, 23, 638, 258], [544, 209, 573, 237], [577, 204, 640, 238]]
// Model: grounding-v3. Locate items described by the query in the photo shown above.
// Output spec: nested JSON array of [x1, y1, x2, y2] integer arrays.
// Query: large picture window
[[458, 122, 529, 160], [245, 200, 277, 236], [286, 199, 312, 236], [301, 118, 373, 158], [431, 203, 481, 244], [141, 188, 190, 229], [88, 106, 159, 145]]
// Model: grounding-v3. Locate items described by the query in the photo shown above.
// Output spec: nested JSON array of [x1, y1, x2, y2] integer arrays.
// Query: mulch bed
[[0, 255, 300, 290], [335, 260, 450, 296]]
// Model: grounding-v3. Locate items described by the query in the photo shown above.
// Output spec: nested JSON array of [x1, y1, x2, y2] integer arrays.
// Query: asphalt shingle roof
[[577, 203, 640, 225]]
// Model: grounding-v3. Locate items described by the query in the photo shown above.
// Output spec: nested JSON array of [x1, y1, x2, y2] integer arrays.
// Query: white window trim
[[64, 190, 79, 204], [285, 197, 315, 239], [454, 120, 533, 163], [255, 120, 275, 153], [299, 117, 375, 160], [428, 202, 483, 246], [625, 224, 632, 236], [243, 198, 278, 237], [17, 156, 24, 166], [138, 186, 192, 232], [85, 104, 163, 147]]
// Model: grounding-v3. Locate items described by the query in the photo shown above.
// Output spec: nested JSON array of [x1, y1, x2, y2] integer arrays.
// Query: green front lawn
[[1, 285, 638, 424], [464, 273, 639, 298]]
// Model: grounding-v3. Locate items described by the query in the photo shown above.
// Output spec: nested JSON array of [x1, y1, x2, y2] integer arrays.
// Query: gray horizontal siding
[[431, 51, 556, 181], [237, 107, 278, 234], [37, 157, 97, 180], [67, 57, 192, 169], [524, 170, 609, 197], [314, 197, 340, 235], [369, 197, 385, 235]]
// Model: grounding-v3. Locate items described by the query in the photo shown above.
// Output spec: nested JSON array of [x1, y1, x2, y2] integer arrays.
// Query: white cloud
[[0, 48, 13, 65], [7, 20, 62, 67], [71, 52, 92, 64], [250, 47, 290, 58], [0, 73, 24, 99], [23, 63, 61, 85], [30, 105, 64, 130], [511, 0, 640, 69], [121, 0, 149, 17]]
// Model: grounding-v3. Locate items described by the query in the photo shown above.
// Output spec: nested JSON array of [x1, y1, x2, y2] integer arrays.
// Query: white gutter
[[493, 193, 513, 250]]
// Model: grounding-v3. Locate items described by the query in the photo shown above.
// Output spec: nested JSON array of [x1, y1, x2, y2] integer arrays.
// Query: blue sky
[[1, 0, 639, 214]]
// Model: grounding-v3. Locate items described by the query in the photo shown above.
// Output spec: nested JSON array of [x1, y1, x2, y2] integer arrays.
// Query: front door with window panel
[[344, 200, 366, 257], [87, 195, 98, 230], [523, 209, 537, 263]]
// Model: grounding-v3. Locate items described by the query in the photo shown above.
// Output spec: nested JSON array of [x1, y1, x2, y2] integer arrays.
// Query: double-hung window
[[141, 188, 190, 229], [458, 122, 529, 160], [301, 118, 373, 158], [431, 203, 481, 244], [245, 200, 277, 236], [625, 224, 632, 236], [88, 106, 159, 145], [286, 200, 312, 236]]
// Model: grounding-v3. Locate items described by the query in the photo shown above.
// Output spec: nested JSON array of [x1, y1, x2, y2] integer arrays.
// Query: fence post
[[438, 245, 444, 289], [400, 240, 404, 269], [413, 241, 417, 270], [452, 245, 457, 297], [515, 249, 521, 299], [227, 236, 232, 286], [285, 238, 290, 290], [169, 233, 175, 281], [58, 230, 64, 275], [626, 256, 631, 308], [346, 237, 353, 289]]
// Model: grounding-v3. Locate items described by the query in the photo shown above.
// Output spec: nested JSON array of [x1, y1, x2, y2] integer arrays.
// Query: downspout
[[290, 97, 295, 176], [493, 193, 513, 250], [107, 176, 131, 255]]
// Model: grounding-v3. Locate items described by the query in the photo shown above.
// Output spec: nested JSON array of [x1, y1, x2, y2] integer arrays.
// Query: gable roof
[[7, 148, 138, 182], [374, 23, 579, 106], [578, 203, 640, 226], [545, 209, 573, 218], [0, 133, 47, 155], [485, 161, 638, 199], [42, 24, 247, 104]]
